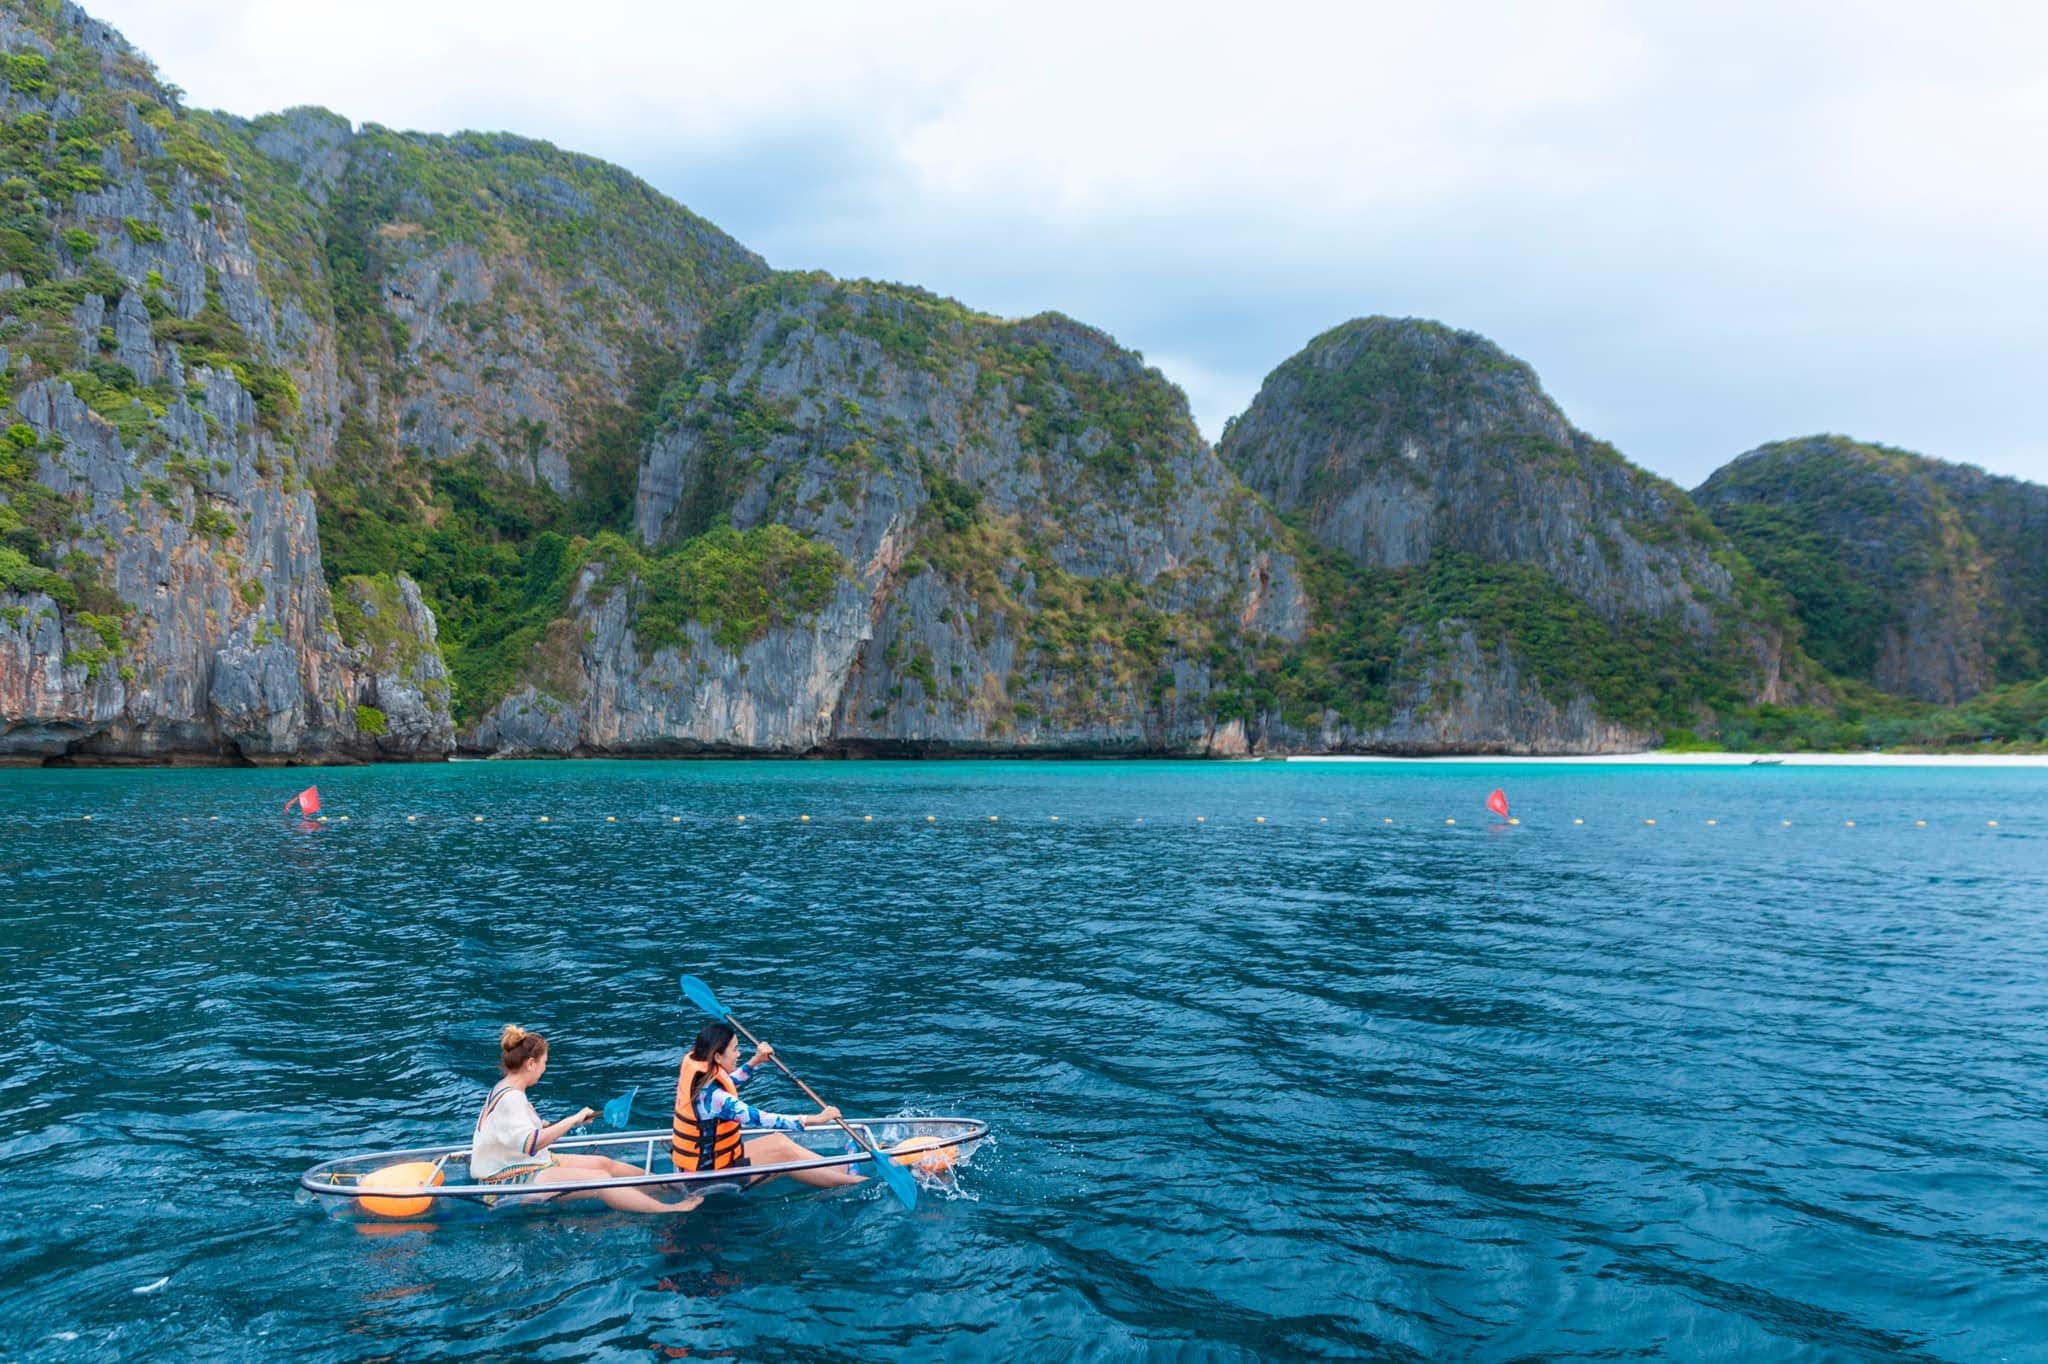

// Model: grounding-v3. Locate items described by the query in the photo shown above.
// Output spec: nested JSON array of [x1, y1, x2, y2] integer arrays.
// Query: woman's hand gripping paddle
[[678, 973, 918, 1210], [572, 1085, 640, 1132]]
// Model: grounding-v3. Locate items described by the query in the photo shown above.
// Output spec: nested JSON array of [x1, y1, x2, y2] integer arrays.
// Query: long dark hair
[[690, 1022, 736, 1066]]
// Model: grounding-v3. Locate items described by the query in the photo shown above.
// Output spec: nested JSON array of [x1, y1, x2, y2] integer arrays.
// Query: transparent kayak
[[298, 1117, 989, 1221]]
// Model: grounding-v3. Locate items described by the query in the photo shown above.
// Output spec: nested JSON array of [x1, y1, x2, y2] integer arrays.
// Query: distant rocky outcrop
[[1220, 318, 1813, 745], [1696, 436, 2048, 703]]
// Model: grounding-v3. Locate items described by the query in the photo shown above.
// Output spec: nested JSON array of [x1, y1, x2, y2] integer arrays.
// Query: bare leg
[[742, 1132, 866, 1189], [555, 1152, 649, 1178], [532, 1155, 702, 1213]]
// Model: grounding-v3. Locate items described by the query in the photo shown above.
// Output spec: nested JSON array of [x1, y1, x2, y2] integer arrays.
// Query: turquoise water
[[2, 759, 2045, 1360]]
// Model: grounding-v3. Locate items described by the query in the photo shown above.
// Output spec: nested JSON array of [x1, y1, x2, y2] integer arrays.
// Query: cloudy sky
[[87, 0, 2048, 488]]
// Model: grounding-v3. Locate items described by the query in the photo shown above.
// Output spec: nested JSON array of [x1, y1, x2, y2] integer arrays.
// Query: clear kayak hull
[[298, 1117, 988, 1221]]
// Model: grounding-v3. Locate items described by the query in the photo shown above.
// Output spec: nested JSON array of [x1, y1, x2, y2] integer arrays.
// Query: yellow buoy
[[1644, 819, 1656, 826], [1196, 816, 1206, 824], [357, 1160, 444, 1218], [1255, 816, 1266, 824], [926, 815, 935, 823], [1988, 820, 2000, 828], [1706, 819, 1717, 826], [1844, 820, 1855, 828], [338, 815, 349, 822], [1781, 820, 1791, 827], [406, 815, 417, 822], [1507, 817, 1520, 825], [1914, 820, 1926, 827], [799, 815, 810, 823], [888, 1136, 959, 1175], [671, 816, 681, 823], [1445, 818, 1456, 826], [1049, 815, 1059, 822], [988, 815, 999, 823], [1383, 817, 1393, 824], [606, 816, 617, 823], [1573, 818, 1584, 825], [864, 815, 873, 823], [317, 815, 328, 823], [538, 816, 550, 823], [472, 815, 484, 823], [81, 814, 92, 821], [736, 815, 746, 823]]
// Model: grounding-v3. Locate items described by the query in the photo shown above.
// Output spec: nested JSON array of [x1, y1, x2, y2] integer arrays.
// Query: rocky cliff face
[[0, 1, 771, 762], [472, 276, 1312, 754], [0, 3, 443, 762], [1696, 436, 2048, 703], [1219, 318, 1811, 744]]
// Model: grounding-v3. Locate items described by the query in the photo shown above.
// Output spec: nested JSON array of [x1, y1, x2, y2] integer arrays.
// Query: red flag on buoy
[[285, 785, 321, 817], [1486, 788, 1509, 819]]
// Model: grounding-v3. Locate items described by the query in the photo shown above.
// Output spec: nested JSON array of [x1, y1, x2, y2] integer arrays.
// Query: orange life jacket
[[672, 1057, 744, 1170]]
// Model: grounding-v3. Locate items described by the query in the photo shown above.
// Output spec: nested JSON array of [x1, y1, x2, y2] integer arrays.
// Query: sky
[[83, 0, 2048, 489]]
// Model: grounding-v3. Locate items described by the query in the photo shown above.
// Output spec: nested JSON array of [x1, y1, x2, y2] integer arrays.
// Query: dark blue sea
[[2, 759, 2044, 1361]]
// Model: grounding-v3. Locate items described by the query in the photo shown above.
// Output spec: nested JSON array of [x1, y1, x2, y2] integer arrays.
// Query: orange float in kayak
[[357, 1160, 445, 1217], [889, 1136, 959, 1175]]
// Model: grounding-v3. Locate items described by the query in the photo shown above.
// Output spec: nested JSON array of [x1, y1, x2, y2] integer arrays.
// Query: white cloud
[[79, 0, 2048, 486]]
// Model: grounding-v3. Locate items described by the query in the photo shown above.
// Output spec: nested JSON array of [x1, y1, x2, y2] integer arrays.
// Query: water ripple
[[1, 760, 2044, 1359]]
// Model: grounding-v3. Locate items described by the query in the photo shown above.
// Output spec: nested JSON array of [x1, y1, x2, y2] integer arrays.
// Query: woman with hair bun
[[474, 1025, 701, 1214]]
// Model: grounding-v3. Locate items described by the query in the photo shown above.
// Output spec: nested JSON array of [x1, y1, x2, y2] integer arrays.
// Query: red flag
[[285, 785, 321, 816], [1486, 788, 1509, 819]]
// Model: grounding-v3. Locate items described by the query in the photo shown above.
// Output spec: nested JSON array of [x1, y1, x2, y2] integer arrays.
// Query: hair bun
[[501, 1024, 526, 1048]]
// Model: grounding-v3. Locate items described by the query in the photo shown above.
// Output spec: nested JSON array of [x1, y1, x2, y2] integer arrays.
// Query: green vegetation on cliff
[[1698, 435, 2048, 707], [1211, 537, 1754, 733], [1707, 678, 2048, 752], [1698, 438, 1962, 682], [318, 450, 841, 724]]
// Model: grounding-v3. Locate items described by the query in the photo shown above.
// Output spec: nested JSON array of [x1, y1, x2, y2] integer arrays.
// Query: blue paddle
[[574, 1085, 639, 1132], [678, 973, 918, 1210], [602, 1085, 639, 1130]]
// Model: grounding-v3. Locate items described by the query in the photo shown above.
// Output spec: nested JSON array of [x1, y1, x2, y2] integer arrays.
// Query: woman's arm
[[732, 1042, 775, 1087], [529, 1106, 596, 1153], [702, 1085, 805, 1133]]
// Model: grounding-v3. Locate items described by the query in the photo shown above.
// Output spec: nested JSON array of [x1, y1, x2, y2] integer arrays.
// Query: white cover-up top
[[471, 1080, 550, 1180]]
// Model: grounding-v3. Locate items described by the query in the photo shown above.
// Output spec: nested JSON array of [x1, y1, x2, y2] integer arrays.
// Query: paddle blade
[[869, 1136, 920, 1210], [679, 974, 727, 1020], [602, 1085, 639, 1130]]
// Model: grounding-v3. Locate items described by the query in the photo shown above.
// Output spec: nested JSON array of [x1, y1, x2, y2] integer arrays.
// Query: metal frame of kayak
[[298, 1117, 989, 1211]]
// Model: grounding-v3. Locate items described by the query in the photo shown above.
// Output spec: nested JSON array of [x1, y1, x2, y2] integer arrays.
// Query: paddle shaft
[[721, 1014, 888, 1162]]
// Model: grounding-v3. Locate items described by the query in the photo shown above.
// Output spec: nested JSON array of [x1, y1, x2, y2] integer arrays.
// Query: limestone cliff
[[0, 3, 443, 762], [1219, 318, 1812, 744], [0, 1, 763, 762], [473, 276, 1310, 754], [1696, 436, 2048, 704]]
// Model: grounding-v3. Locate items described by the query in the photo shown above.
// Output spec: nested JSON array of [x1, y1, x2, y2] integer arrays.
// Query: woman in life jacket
[[672, 1022, 866, 1188], [475, 1025, 703, 1213]]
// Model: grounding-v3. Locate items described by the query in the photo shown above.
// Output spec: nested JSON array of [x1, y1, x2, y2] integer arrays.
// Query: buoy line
[[74, 808, 2025, 831]]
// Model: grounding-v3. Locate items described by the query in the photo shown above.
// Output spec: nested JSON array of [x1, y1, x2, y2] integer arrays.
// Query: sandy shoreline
[[1283, 752, 2048, 767]]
